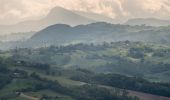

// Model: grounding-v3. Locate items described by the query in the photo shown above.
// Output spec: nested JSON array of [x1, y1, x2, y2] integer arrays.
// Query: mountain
[[125, 18, 170, 26], [0, 7, 95, 35], [20, 22, 170, 48], [1, 22, 170, 49], [46, 7, 95, 25]]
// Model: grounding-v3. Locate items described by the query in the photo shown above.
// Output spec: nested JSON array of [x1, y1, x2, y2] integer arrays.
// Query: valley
[[0, 41, 170, 100], [0, 1, 170, 99]]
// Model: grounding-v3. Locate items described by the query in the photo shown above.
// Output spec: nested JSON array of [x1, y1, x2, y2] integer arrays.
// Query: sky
[[0, 0, 170, 25]]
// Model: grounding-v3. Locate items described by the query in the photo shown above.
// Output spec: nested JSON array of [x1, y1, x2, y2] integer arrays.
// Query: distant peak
[[49, 6, 69, 14], [46, 6, 73, 18]]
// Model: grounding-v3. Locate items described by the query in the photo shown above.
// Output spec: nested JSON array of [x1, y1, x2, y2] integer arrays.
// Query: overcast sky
[[0, 0, 170, 25]]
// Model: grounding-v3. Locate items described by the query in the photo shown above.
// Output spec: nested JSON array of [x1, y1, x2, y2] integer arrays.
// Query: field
[[1, 41, 170, 100]]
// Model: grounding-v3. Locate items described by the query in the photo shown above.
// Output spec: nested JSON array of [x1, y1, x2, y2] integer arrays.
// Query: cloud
[[120, 0, 170, 18], [0, 0, 170, 24]]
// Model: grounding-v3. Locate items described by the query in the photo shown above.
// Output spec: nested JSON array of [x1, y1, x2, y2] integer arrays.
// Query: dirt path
[[128, 90, 170, 100], [98, 85, 170, 100], [12, 67, 170, 100], [20, 93, 39, 100]]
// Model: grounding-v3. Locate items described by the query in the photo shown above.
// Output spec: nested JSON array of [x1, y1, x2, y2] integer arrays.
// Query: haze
[[1, 1, 170, 100], [0, 0, 170, 25]]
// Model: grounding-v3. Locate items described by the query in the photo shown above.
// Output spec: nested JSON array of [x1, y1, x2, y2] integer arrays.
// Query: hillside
[[1, 22, 170, 50], [1, 1, 170, 100], [6, 41, 170, 82], [0, 42, 170, 100], [21, 22, 170, 48]]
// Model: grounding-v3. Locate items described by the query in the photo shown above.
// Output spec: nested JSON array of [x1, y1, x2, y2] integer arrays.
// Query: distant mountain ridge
[[1, 22, 170, 49], [0, 7, 96, 35], [125, 18, 170, 26], [20, 22, 170, 48]]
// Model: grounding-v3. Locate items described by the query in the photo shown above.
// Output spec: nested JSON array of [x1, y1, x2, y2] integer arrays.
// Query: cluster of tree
[[127, 45, 158, 59], [128, 48, 145, 59], [14, 72, 138, 100], [71, 73, 170, 97], [70, 84, 139, 100], [0, 73, 12, 90], [14, 60, 50, 71], [0, 92, 19, 100], [97, 57, 170, 76], [39, 94, 59, 100], [128, 46, 170, 58], [11, 69, 28, 78], [153, 49, 170, 57], [149, 63, 170, 73], [32, 41, 140, 55], [97, 60, 145, 77], [0, 65, 12, 90], [15, 72, 68, 94]]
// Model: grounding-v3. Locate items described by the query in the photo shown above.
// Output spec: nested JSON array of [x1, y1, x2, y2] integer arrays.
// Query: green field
[[1, 41, 170, 100]]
